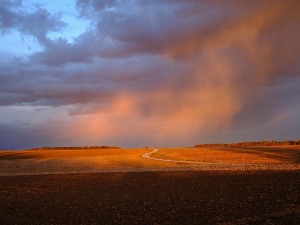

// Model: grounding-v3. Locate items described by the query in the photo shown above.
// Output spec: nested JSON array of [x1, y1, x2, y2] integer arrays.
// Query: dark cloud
[[0, 0, 22, 32], [19, 8, 66, 45], [29, 0, 300, 73], [0, 0, 66, 45], [30, 34, 96, 66], [0, 124, 58, 149], [76, 0, 118, 17], [0, 0, 300, 148], [0, 74, 115, 107]]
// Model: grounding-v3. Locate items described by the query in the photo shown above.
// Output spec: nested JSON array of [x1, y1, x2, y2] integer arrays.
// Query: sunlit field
[[0, 148, 174, 175], [0, 146, 300, 176], [155, 146, 300, 164], [1, 147, 300, 224]]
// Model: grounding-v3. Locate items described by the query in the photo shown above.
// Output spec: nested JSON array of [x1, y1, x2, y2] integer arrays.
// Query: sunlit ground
[[0, 146, 300, 175], [155, 146, 300, 164]]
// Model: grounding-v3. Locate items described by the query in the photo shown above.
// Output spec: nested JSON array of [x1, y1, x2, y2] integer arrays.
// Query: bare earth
[[0, 146, 300, 175], [0, 146, 300, 224], [0, 171, 299, 225]]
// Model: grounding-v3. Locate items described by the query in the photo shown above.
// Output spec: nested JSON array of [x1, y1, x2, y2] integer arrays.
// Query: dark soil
[[0, 171, 300, 225]]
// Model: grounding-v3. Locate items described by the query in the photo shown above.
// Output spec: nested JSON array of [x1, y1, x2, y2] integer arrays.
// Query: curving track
[[141, 148, 297, 166], [142, 148, 223, 165]]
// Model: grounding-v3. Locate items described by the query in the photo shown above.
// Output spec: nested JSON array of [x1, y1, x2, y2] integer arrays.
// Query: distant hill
[[31, 146, 121, 150], [194, 140, 300, 148]]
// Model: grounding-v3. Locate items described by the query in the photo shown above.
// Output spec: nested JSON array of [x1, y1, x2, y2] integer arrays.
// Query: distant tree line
[[194, 140, 300, 148], [31, 146, 121, 150]]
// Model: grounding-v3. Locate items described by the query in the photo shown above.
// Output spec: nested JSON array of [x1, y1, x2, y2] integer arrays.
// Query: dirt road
[[142, 148, 221, 164]]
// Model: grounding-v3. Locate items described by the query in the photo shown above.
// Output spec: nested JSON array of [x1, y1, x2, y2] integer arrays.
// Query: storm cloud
[[0, 0, 299, 149]]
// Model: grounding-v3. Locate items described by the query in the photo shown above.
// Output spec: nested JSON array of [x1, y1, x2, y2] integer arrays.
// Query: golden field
[[0, 146, 300, 176], [154, 146, 300, 164], [0, 148, 176, 175]]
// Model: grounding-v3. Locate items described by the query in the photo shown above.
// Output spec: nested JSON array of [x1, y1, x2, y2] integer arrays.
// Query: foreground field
[[0, 171, 299, 224], [0, 148, 177, 175], [1, 147, 300, 224], [152, 146, 300, 164], [0, 146, 300, 175]]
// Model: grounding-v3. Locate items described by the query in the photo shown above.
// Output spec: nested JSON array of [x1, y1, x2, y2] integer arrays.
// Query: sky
[[0, 0, 300, 149]]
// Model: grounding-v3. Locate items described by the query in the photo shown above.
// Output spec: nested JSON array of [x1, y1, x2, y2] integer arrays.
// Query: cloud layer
[[0, 0, 300, 149]]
